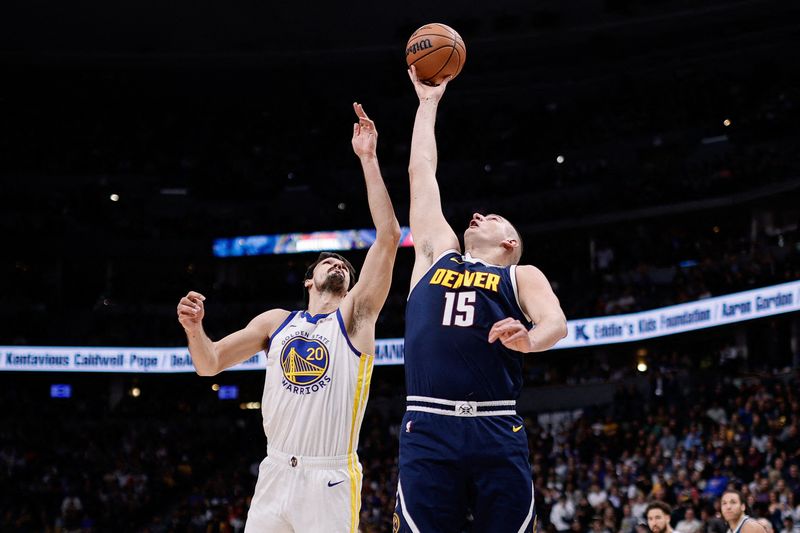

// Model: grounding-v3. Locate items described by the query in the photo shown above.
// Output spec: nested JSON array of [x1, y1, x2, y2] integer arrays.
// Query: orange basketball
[[405, 23, 466, 86]]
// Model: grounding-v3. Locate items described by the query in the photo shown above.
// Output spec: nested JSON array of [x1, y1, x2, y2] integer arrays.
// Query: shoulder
[[514, 264, 551, 285], [741, 519, 766, 533], [250, 308, 292, 336]]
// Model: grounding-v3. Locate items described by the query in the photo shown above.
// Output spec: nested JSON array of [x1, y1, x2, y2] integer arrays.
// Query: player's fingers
[[501, 323, 526, 337], [493, 317, 515, 326], [178, 304, 199, 316], [496, 324, 522, 337], [353, 102, 369, 122], [187, 291, 206, 301], [182, 296, 201, 307], [488, 319, 511, 341], [437, 75, 453, 89], [503, 330, 528, 345], [353, 123, 359, 136], [179, 297, 200, 309], [491, 317, 515, 330]]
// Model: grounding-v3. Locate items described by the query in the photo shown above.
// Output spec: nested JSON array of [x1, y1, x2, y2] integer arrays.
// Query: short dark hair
[[646, 501, 672, 518], [721, 489, 744, 505], [304, 252, 357, 291]]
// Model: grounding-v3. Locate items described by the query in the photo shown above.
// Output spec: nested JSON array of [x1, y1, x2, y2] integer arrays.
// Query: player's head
[[720, 490, 746, 524], [304, 252, 357, 301], [464, 212, 523, 265], [646, 501, 673, 533]]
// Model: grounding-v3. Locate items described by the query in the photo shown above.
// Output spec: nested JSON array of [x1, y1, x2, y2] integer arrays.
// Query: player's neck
[[726, 515, 745, 530], [307, 292, 343, 316], [464, 245, 508, 267]]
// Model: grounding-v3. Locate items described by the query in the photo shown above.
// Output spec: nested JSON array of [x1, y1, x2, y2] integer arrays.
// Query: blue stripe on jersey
[[336, 309, 363, 357], [404, 251, 531, 401], [265, 311, 298, 354]]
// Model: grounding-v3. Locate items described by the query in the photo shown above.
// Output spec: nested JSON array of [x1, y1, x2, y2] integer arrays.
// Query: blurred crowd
[[2, 7, 800, 532], [2, 350, 799, 532]]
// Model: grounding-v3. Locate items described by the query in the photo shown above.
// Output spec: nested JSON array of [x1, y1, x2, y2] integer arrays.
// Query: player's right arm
[[407, 66, 460, 287], [177, 291, 289, 376]]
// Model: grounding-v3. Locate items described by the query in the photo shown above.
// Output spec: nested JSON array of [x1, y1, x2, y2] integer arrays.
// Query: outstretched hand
[[408, 65, 450, 103], [351, 102, 378, 159], [488, 317, 534, 353]]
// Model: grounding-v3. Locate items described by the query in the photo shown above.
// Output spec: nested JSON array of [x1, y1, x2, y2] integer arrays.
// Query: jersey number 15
[[442, 291, 476, 327]]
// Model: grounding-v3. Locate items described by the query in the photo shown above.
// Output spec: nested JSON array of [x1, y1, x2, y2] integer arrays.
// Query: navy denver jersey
[[404, 250, 532, 401]]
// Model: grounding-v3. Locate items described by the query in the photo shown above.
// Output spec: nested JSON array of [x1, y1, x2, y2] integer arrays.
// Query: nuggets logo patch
[[392, 513, 400, 533], [280, 336, 331, 395]]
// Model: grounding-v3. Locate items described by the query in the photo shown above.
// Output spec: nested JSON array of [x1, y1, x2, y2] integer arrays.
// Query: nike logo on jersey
[[512, 425, 523, 433], [450, 257, 464, 264], [327, 480, 345, 487]]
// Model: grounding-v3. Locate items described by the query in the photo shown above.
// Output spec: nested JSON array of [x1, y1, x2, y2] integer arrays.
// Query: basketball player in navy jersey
[[392, 67, 568, 533]]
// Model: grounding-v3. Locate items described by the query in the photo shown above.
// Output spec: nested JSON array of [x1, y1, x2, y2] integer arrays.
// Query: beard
[[318, 271, 347, 295]]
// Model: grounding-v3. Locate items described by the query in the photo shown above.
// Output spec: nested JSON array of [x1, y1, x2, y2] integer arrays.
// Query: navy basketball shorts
[[393, 402, 536, 533]]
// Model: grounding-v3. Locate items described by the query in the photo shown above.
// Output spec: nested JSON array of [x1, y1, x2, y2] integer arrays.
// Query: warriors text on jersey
[[404, 250, 532, 401], [262, 309, 374, 457]]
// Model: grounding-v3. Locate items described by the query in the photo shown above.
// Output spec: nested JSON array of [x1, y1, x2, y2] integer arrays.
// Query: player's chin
[[321, 275, 347, 294]]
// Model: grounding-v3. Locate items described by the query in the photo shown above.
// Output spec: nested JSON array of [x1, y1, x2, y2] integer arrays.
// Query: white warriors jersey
[[262, 309, 374, 457]]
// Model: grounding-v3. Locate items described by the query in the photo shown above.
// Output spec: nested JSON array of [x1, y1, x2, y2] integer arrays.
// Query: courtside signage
[[558, 279, 798, 349], [1, 281, 797, 372]]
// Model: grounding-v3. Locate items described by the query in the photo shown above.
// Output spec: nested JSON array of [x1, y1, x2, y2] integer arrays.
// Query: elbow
[[559, 316, 568, 339], [377, 220, 402, 246], [408, 161, 432, 177], [194, 365, 220, 377], [191, 346, 221, 376], [388, 221, 402, 245]]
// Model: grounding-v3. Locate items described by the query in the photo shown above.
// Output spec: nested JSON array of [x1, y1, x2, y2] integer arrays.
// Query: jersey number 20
[[442, 291, 476, 327]]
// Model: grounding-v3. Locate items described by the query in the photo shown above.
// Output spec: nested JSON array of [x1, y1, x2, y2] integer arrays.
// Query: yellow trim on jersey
[[347, 353, 368, 533], [353, 356, 374, 527]]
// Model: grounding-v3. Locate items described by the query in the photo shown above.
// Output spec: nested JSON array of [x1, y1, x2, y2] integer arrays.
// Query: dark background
[[1, 0, 799, 531]]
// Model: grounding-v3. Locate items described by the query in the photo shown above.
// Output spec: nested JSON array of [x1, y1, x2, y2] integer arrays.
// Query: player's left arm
[[341, 103, 401, 349], [488, 265, 567, 353]]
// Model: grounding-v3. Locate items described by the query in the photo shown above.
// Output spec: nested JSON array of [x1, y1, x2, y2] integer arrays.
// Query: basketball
[[405, 23, 466, 86]]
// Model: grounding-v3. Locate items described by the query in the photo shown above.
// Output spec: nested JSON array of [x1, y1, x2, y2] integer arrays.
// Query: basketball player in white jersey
[[721, 490, 767, 533], [177, 103, 400, 533]]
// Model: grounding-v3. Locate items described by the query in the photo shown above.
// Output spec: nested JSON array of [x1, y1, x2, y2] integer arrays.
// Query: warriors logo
[[281, 336, 329, 387], [392, 513, 400, 533]]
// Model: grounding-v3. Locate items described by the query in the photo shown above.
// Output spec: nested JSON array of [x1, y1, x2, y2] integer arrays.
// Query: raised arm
[[407, 66, 460, 283], [177, 290, 289, 375], [340, 103, 401, 350], [487, 266, 568, 353]]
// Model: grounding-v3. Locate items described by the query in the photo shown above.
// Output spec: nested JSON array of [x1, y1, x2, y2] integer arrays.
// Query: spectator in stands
[[551, 494, 576, 531], [676, 507, 702, 533]]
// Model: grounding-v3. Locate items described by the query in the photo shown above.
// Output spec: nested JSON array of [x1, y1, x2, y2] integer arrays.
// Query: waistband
[[266, 447, 356, 469], [406, 395, 517, 417]]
